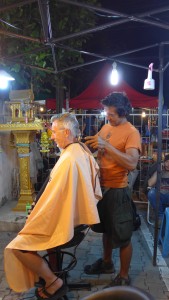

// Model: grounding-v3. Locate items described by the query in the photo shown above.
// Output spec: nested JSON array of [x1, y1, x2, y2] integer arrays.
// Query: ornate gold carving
[[19, 157, 30, 190], [17, 147, 29, 154], [0, 89, 43, 211], [13, 131, 31, 144], [0, 121, 43, 131], [0, 128, 39, 211], [9, 89, 34, 102]]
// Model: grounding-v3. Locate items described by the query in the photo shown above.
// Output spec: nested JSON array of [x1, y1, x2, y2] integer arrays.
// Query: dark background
[[70, 0, 169, 107]]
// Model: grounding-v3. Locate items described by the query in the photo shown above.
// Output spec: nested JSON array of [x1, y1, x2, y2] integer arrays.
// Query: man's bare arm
[[85, 135, 139, 171], [148, 172, 157, 187]]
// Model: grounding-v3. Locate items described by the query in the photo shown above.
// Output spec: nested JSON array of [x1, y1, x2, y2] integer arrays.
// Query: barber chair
[[37, 224, 91, 299], [34, 177, 91, 298], [82, 286, 154, 300]]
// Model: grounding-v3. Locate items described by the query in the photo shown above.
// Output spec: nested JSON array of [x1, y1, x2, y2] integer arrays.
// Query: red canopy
[[46, 64, 158, 109], [70, 64, 158, 109]]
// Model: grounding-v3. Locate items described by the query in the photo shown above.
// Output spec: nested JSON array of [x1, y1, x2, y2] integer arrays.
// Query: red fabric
[[46, 64, 158, 109], [46, 99, 57, 110]]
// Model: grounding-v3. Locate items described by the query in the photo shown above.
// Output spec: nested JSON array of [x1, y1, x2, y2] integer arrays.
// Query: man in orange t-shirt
[[84, 92, 141, 286]]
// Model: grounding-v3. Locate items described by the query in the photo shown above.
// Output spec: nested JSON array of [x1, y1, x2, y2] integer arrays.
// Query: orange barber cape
[[4, 143, 102, 292]]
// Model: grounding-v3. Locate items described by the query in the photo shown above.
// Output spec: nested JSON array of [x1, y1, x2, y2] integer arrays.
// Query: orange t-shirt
[[98, 122, 141, 188]]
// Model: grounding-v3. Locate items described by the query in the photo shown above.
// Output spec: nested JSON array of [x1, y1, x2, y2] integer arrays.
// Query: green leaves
[[0, 0, 100, 97], [11, 64, 20, 73]]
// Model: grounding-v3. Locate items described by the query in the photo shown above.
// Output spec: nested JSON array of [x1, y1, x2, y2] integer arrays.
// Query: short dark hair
[[164, 154, 169, 162], [101, 92, 132, 117]]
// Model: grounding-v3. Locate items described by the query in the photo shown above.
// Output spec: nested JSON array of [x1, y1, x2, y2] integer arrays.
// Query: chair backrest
[[82, 286, 154, 300]]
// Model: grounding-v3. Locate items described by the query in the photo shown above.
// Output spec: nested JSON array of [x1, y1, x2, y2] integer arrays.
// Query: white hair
[[51, 113, 80, 138]]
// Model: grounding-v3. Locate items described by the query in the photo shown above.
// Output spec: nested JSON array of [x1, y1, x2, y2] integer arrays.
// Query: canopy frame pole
[[153, 42, 164, 265]]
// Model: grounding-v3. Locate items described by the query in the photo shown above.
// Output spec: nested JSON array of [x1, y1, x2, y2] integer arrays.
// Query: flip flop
[[35, 284, 68, 300]]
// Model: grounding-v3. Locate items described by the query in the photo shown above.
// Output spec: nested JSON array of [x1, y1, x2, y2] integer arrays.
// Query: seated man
[[148, 154, 169, 219], [4, 113, 102, 299]]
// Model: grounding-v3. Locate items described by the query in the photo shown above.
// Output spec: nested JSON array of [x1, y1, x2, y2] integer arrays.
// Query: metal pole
[[1, 42, 160, 74], [0, 29, 40, 43], [54, 42, 159, 71], [1, 58, 56, 74], [59, 0, 169, 20], [153, 43, 164, 266], [65, 92, 69, 112], [38, 0, 50, 43], [38, 0, 57, 72], [58, 0, 169, 32]]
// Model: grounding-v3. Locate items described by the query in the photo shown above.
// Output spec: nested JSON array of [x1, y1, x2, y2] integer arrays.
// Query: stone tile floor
[[0, 203, 169, 299]]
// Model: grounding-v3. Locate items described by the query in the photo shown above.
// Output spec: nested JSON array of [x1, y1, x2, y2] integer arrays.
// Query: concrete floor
[[0, 201, 169, 300]]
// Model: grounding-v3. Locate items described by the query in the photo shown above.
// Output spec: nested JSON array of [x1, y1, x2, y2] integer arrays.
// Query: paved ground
[[0, 202, 169, 300]]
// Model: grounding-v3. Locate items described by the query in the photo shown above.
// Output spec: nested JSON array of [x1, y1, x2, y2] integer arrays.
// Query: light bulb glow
[[101, 111, 106, 116], [40, 106, 44, 112], [0, 70, 15, 89], [110, 62, 119, 85], [0, 70, 15, 81], [141, 111, 146, 118], [0, 78, 8, 89]]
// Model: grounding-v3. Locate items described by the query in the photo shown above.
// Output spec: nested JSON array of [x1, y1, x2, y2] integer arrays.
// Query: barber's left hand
[[85, 135, 106, 149]]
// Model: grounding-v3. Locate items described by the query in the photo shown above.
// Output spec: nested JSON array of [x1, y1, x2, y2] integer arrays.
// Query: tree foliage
[[0, 0, 100, 98]]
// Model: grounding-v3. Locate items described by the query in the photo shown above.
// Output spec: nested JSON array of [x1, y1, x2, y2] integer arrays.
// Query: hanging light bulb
[[143, 63, 155, 90], [110, 62, 119, 85]]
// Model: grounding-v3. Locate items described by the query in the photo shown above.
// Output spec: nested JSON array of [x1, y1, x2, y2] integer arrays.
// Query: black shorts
[[91, 187, 133, 249]]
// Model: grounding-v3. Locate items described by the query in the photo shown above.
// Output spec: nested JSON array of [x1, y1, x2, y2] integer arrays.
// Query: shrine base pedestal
[[13, 192, 36, 212]]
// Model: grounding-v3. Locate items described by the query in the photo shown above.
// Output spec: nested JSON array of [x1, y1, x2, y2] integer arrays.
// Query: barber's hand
[[85, 135, 106, 149]]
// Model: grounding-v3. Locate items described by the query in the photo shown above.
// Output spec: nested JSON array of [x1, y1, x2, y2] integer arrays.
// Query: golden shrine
[[0, 89, 43, 211]]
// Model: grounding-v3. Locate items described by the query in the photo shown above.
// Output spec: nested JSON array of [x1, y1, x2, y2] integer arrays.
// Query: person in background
[[84, 92, 141, 287], [83, 113, 97, 137], [4, 113, 102, 299], [76, 115, 86, 137], [148, 154, 169, 219]]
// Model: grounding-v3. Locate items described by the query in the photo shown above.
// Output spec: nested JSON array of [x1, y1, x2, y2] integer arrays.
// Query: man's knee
[[12, 249, 32, 256], [12, 249, 17, 254], [12, 249, 20, 258], [120, 241, 132, 249]]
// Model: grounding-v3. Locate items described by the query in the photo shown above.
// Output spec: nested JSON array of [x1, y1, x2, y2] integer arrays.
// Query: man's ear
[[65, 128, 70, 137]]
